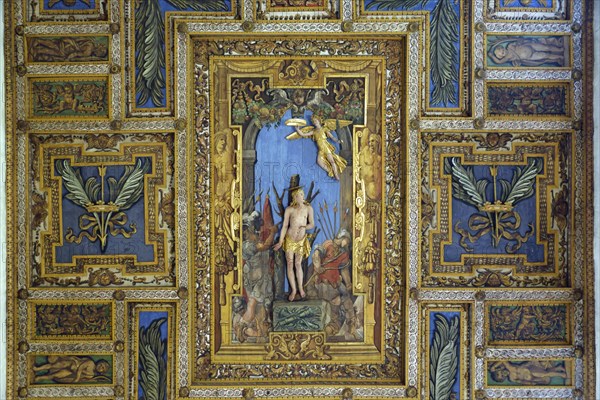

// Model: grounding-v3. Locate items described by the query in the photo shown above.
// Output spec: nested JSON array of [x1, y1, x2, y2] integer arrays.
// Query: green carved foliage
[[135, 0, 229, 107], [365, 0, 459, 106], [139, 318, 167, 400], [429, 314, 459, 400]]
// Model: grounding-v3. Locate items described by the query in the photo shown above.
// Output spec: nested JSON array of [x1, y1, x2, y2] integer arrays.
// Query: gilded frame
[[191, 34, 407, 387]]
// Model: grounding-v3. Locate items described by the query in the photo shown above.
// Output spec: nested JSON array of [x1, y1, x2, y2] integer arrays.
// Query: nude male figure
[[33, 355, 109, 383], [489, 360, 569, 385], [273, 188, 315, 301], [488, 37, 565, 67], [359, 133, 382, 201]]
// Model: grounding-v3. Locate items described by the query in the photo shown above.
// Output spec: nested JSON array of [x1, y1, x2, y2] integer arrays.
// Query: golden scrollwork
[[278, 60, 318, 86], [354, 128, 367, 245], [264, 332, 331, 361]]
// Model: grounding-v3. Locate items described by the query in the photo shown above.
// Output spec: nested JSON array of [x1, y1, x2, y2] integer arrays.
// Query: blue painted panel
[[254, 109, 343, 247], [44, 0, 96, 10], [363, 0, 461, 108], [443, 161, 545, 263], [139, 311, 169, 339], [138, 311, 169, 400], [55, 157, 155, 263], [135, 0, 232, 108], [499, 0, 553, 8], [429, 312, 461, 399]]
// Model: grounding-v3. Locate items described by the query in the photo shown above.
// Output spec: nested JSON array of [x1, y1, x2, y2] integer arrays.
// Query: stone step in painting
[[272, 300, 329, 332]]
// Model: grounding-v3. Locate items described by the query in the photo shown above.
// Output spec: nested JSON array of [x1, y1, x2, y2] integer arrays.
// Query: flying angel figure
[[285, 115, 351, 180]]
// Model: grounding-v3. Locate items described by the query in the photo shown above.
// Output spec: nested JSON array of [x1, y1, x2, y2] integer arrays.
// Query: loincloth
[[283, 235, 311, 257]]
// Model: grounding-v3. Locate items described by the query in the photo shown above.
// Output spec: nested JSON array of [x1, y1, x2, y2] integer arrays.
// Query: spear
[[98, 165, 108, 250], [243, 188, 256, 214], [323, 200, 335, 238], [272, 183, 285, 218], [333, 201, 338, 234], [258, 177, 262, 213], [317, 215, 331, 239], [318, 203, 333, 239]]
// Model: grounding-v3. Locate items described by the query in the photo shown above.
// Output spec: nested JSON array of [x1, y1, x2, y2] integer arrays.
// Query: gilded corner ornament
[[475, 68, 485, 79], [242, 21, 255, 32], [110, 119, 122, 131], [242, 388, 255, 400], [177, 23, 189, 34], [109, 22, 120, 34], [408, 22, 420, 32], [17, 289, 29, 300], [175, 118, 187, 131], [17, 387, 27, 398], [114, 385, 125, 396], [109, 64, 121, 74], [409, 288, 418, 301], [113, 290, 125, 301], [16, 120, 28, 131], [114, 341, 125, 352], [475, 346, 485, 358], [341, 387, 353, 399], [18, 341, 29, 354], [405, 386, 417, 397], [177, 287, 188, 299], [16, 64, 27, 76]]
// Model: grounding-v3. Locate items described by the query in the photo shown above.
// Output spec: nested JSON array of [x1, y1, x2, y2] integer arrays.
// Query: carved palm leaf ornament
[[444, 157, 542, 252], [55, 158, 149, 250]]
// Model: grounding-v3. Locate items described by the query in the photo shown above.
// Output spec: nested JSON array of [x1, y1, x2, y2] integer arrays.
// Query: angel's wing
[[285, 126, 313, 140], [323, 119, 352, 131]]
